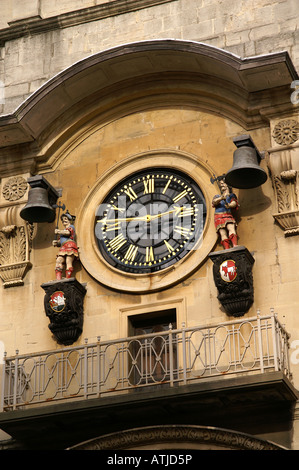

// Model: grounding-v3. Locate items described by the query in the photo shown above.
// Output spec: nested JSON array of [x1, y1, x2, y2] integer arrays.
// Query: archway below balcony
[[67, 424, 287, 450]]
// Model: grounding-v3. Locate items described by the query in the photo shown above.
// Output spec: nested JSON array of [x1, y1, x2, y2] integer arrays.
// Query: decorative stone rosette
[[272, 119, 299, 146], [2, 176, 27, 202]]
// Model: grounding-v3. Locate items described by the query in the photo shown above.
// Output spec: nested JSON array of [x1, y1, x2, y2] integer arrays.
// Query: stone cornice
[[0, 40, 297, 176], [0, 0, 174, 46]]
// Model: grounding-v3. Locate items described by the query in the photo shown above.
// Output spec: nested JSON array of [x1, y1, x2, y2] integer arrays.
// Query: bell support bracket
[[209, 245, 255, 317], [41, 278, 87, 346]]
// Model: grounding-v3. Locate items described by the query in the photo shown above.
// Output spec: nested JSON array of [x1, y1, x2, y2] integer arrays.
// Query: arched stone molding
[[67, 424, 287, 450], [0, 40, 297, 176]]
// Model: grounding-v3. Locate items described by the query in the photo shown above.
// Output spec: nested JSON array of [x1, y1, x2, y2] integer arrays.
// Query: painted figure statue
[[212, 178, 239, 250], [53, 211, 79, 279]]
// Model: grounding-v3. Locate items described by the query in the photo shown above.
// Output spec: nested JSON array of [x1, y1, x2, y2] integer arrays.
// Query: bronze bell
[[225, 135, 267, 189], [20, 175, 60, 223]]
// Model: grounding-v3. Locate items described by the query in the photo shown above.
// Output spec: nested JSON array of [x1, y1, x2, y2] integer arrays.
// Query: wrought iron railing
[[0, 311, 291, 411]]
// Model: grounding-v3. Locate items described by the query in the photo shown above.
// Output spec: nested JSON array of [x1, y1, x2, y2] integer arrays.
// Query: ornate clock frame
[[76, 150, 217, 293]]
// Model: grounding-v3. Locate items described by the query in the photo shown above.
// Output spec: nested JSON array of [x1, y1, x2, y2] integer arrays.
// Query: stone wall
[[0, 0, 299, 114], [0, 0, 299, 450]]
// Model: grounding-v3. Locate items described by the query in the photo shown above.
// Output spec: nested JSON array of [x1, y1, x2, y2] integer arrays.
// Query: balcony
[[0, 311, 298, 449]]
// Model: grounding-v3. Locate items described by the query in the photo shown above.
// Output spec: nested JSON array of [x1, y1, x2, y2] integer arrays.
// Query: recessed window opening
[[128, 309, 177, 388], [128, 308, 177, 337]]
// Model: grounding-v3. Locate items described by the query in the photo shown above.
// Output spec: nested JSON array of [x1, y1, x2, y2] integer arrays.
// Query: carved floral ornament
[[272, 119, 299, 146], [2, 176, 27, 201]]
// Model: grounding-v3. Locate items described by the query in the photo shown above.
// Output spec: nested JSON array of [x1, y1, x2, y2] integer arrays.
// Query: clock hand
[[99, 206, 182, 224], [150, 206, 181, 220], [98, 214, 150, 224]]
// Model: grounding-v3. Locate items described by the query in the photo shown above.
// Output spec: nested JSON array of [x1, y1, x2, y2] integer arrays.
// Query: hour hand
[[150, 206, 181, 220]]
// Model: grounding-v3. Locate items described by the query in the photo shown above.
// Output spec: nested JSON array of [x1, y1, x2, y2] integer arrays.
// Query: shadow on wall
[[237, 186, 272, 217]]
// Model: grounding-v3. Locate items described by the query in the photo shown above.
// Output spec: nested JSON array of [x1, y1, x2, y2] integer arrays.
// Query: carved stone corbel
[[41, 278, 86, 346], [0, 175, 34, 287], [267, 118, 299, 236], [209, 246, 255, 317], [0, 224, 33, 287]]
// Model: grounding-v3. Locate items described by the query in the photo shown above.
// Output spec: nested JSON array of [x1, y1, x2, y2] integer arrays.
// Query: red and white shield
[[220, 259, 237, 282], [49, 291, 66, 312]]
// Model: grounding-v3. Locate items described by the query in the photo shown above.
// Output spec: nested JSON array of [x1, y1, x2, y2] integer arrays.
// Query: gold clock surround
[[76, 151, 217, 293]]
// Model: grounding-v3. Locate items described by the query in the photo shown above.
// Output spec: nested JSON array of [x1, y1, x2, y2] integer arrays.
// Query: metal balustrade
[[0, 312, 291, 411]]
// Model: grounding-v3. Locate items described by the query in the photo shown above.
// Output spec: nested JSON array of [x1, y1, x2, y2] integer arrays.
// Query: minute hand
[[98, 207, 181, 224], [98, 215, 150, 224]]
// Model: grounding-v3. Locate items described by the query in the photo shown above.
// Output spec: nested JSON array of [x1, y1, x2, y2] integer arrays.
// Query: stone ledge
[[0, 371, 297, 449], [0, 0, 174, 46]]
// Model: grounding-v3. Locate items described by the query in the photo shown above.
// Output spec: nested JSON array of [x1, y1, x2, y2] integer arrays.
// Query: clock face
[[95, 168, 206, 274]]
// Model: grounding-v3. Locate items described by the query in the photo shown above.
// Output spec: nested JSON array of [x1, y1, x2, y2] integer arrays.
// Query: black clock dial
[[95, 168, 206, 274]]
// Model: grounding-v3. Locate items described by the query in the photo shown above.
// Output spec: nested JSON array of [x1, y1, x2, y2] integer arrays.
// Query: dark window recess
[[128, 309, 177, 386]]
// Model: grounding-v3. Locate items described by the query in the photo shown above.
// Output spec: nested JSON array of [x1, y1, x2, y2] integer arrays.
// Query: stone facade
[[1, 0, 299, 114], [0, 0, 299, 451]]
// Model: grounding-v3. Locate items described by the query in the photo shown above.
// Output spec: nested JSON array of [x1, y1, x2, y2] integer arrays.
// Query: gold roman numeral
[[143, 177, 155, 194], [124, 244, 138, 261], [164, 240, 175, 253], [174, 226, 191, 238], [105, 221, 122, 232], [109, 233, 127, 251], [173, 190, 188, 203], [162, 178, 171, 194], [124, 186, 138, 201], [178, 206, 194, 217], [146, 246, 154, 262], [99, 217, 122, 232], [111, 205, 126, 213]]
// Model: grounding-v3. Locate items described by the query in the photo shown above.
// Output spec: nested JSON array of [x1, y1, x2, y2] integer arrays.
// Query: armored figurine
[[212, 178, 239, 250], [53, 211, 79, 279]]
